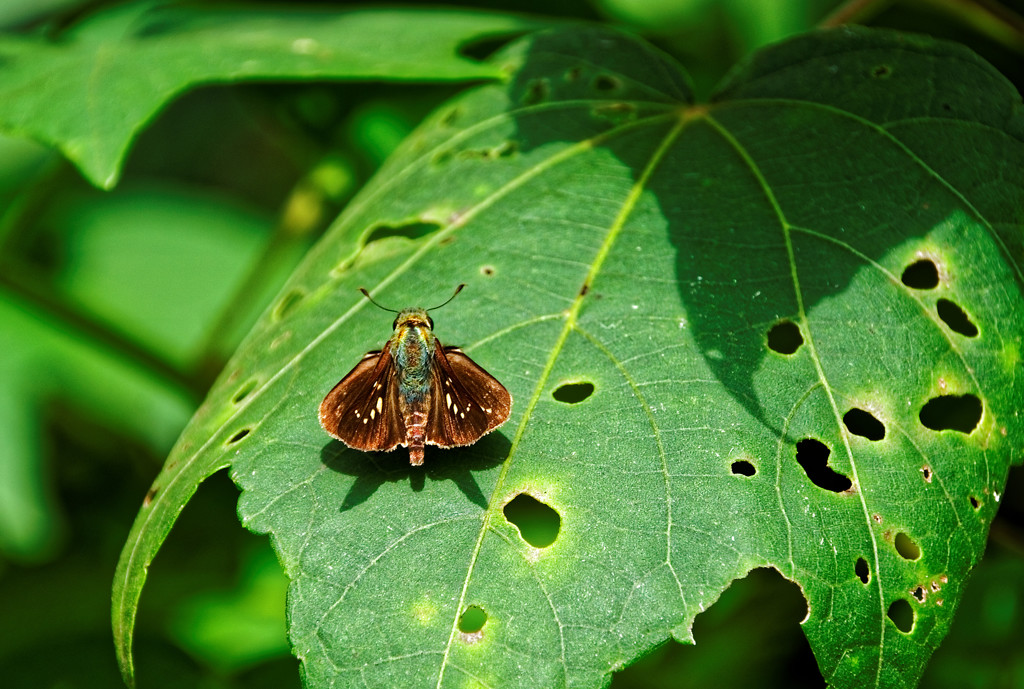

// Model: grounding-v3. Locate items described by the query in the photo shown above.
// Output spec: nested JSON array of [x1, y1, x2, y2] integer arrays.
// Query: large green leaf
[[113, 25, 1024, 689], [0, 4, 548, 189]]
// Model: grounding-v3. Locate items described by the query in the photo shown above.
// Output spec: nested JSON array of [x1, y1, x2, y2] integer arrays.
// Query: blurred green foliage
[[0, 0, 1021, 687]]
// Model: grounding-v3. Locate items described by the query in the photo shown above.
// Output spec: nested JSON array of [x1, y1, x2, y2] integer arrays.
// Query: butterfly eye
[[427, 315, 434, 329], [392, 316, 400, 330]]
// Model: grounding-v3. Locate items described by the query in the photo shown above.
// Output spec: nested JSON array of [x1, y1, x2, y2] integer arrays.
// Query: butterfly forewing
[[318, 348, 404, 451], [427, 344, 512, 447]]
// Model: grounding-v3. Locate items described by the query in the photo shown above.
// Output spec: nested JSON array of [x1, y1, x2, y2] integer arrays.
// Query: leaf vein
[[706, 112, 888, 686]]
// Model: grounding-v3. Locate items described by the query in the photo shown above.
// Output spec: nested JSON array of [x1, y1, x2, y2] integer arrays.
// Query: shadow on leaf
[[320, 431, 510, 512]]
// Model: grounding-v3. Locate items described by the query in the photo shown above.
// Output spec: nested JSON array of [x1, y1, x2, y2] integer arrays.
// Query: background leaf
[[0, 4, 550, 188], [0, 293, 192, 559], [114, 23, 1024, 689]]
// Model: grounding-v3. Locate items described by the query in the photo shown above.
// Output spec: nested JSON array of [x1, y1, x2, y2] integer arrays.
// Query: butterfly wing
[[427, 343, 512, 448], [319, 348, 404, 452]]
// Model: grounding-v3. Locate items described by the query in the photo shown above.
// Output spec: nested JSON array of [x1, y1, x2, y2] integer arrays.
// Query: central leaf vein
[[433, 111, 692, 688]]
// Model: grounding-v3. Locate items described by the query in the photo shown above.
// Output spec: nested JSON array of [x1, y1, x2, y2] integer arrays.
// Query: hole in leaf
[[901, 259, 939, 289], [593, 74, 621, 91], [611, 568, 818, 685], [552, 382, 594, 404], [894, 532, 921, 560], [455, 143, 516, 162], [457, 605, 487, 633], [913, 586, 926, 602], [795, 439, 852, 493], [494, 140, 518, 158], [503, 494, 560, 548], [731, 460, 756, 477], [365, 222, 440, 244], [871, 64, 892, 78], [273, 289, 305, 320], [936, 299, 978, 337], [591, 102, 637, 125], [767, 320, 803, 354], [458, 34, 520, 62], [480, 265, 495, 276], [233, 379, 258, 404], [523, 77, 549, 105], [969, 495, 980, 510], [887, 599, 914, 633], [610, 569, 819, 683], [921, 466, 932, 482], [855, 557, 870, 584], [228, 429, 251, 444], [843, 408, 885, 441], [441, 107, 460, 127], [919, 394, 982, 433], [269, 331, 291, 351]]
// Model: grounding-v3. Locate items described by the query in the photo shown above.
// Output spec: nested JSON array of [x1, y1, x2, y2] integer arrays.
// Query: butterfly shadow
[[321, 432, 511, 513]]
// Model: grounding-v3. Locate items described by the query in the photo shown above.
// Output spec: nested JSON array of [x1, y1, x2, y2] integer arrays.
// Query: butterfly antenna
[[427, 284, 465, 312], [358, 288, 401, 313]]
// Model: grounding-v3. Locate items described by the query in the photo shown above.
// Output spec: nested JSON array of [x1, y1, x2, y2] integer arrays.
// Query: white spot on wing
[[376, 397, 383, 413]]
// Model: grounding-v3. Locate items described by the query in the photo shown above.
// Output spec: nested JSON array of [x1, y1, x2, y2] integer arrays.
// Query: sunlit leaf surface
[[114, 26, 1024, 689]]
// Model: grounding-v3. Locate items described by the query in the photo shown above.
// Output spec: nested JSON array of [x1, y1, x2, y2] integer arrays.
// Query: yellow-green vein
[[704, 111, 889, 687], [434, 110, 691, 689]]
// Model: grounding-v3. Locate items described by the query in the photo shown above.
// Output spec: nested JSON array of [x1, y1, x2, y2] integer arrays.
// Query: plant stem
[[192, 179, 325, 379], [819, 0, 893, 28], [821, 0, 1024, 53]]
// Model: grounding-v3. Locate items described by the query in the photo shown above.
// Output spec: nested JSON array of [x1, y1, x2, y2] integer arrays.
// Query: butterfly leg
[[406, 410, 427, 465]]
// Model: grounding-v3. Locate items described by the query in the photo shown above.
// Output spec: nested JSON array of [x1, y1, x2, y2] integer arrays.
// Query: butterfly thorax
[[389, 308, 436, 405]]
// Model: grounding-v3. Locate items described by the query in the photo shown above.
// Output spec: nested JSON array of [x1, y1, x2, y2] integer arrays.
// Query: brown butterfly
[[319, 285, 512, 465]]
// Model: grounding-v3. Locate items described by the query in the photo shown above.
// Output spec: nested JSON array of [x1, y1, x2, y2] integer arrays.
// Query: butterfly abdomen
[[389, 314, 437, 465]]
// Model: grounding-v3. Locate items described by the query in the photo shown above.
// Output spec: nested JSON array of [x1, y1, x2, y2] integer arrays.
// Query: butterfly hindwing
[[427, 343, 512, 448], [319, 348, 404, 451]]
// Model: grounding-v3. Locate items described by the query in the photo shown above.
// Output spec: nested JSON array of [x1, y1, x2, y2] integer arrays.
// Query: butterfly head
[[393, 308, 433, 332], [359, 284, 464, 331]]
